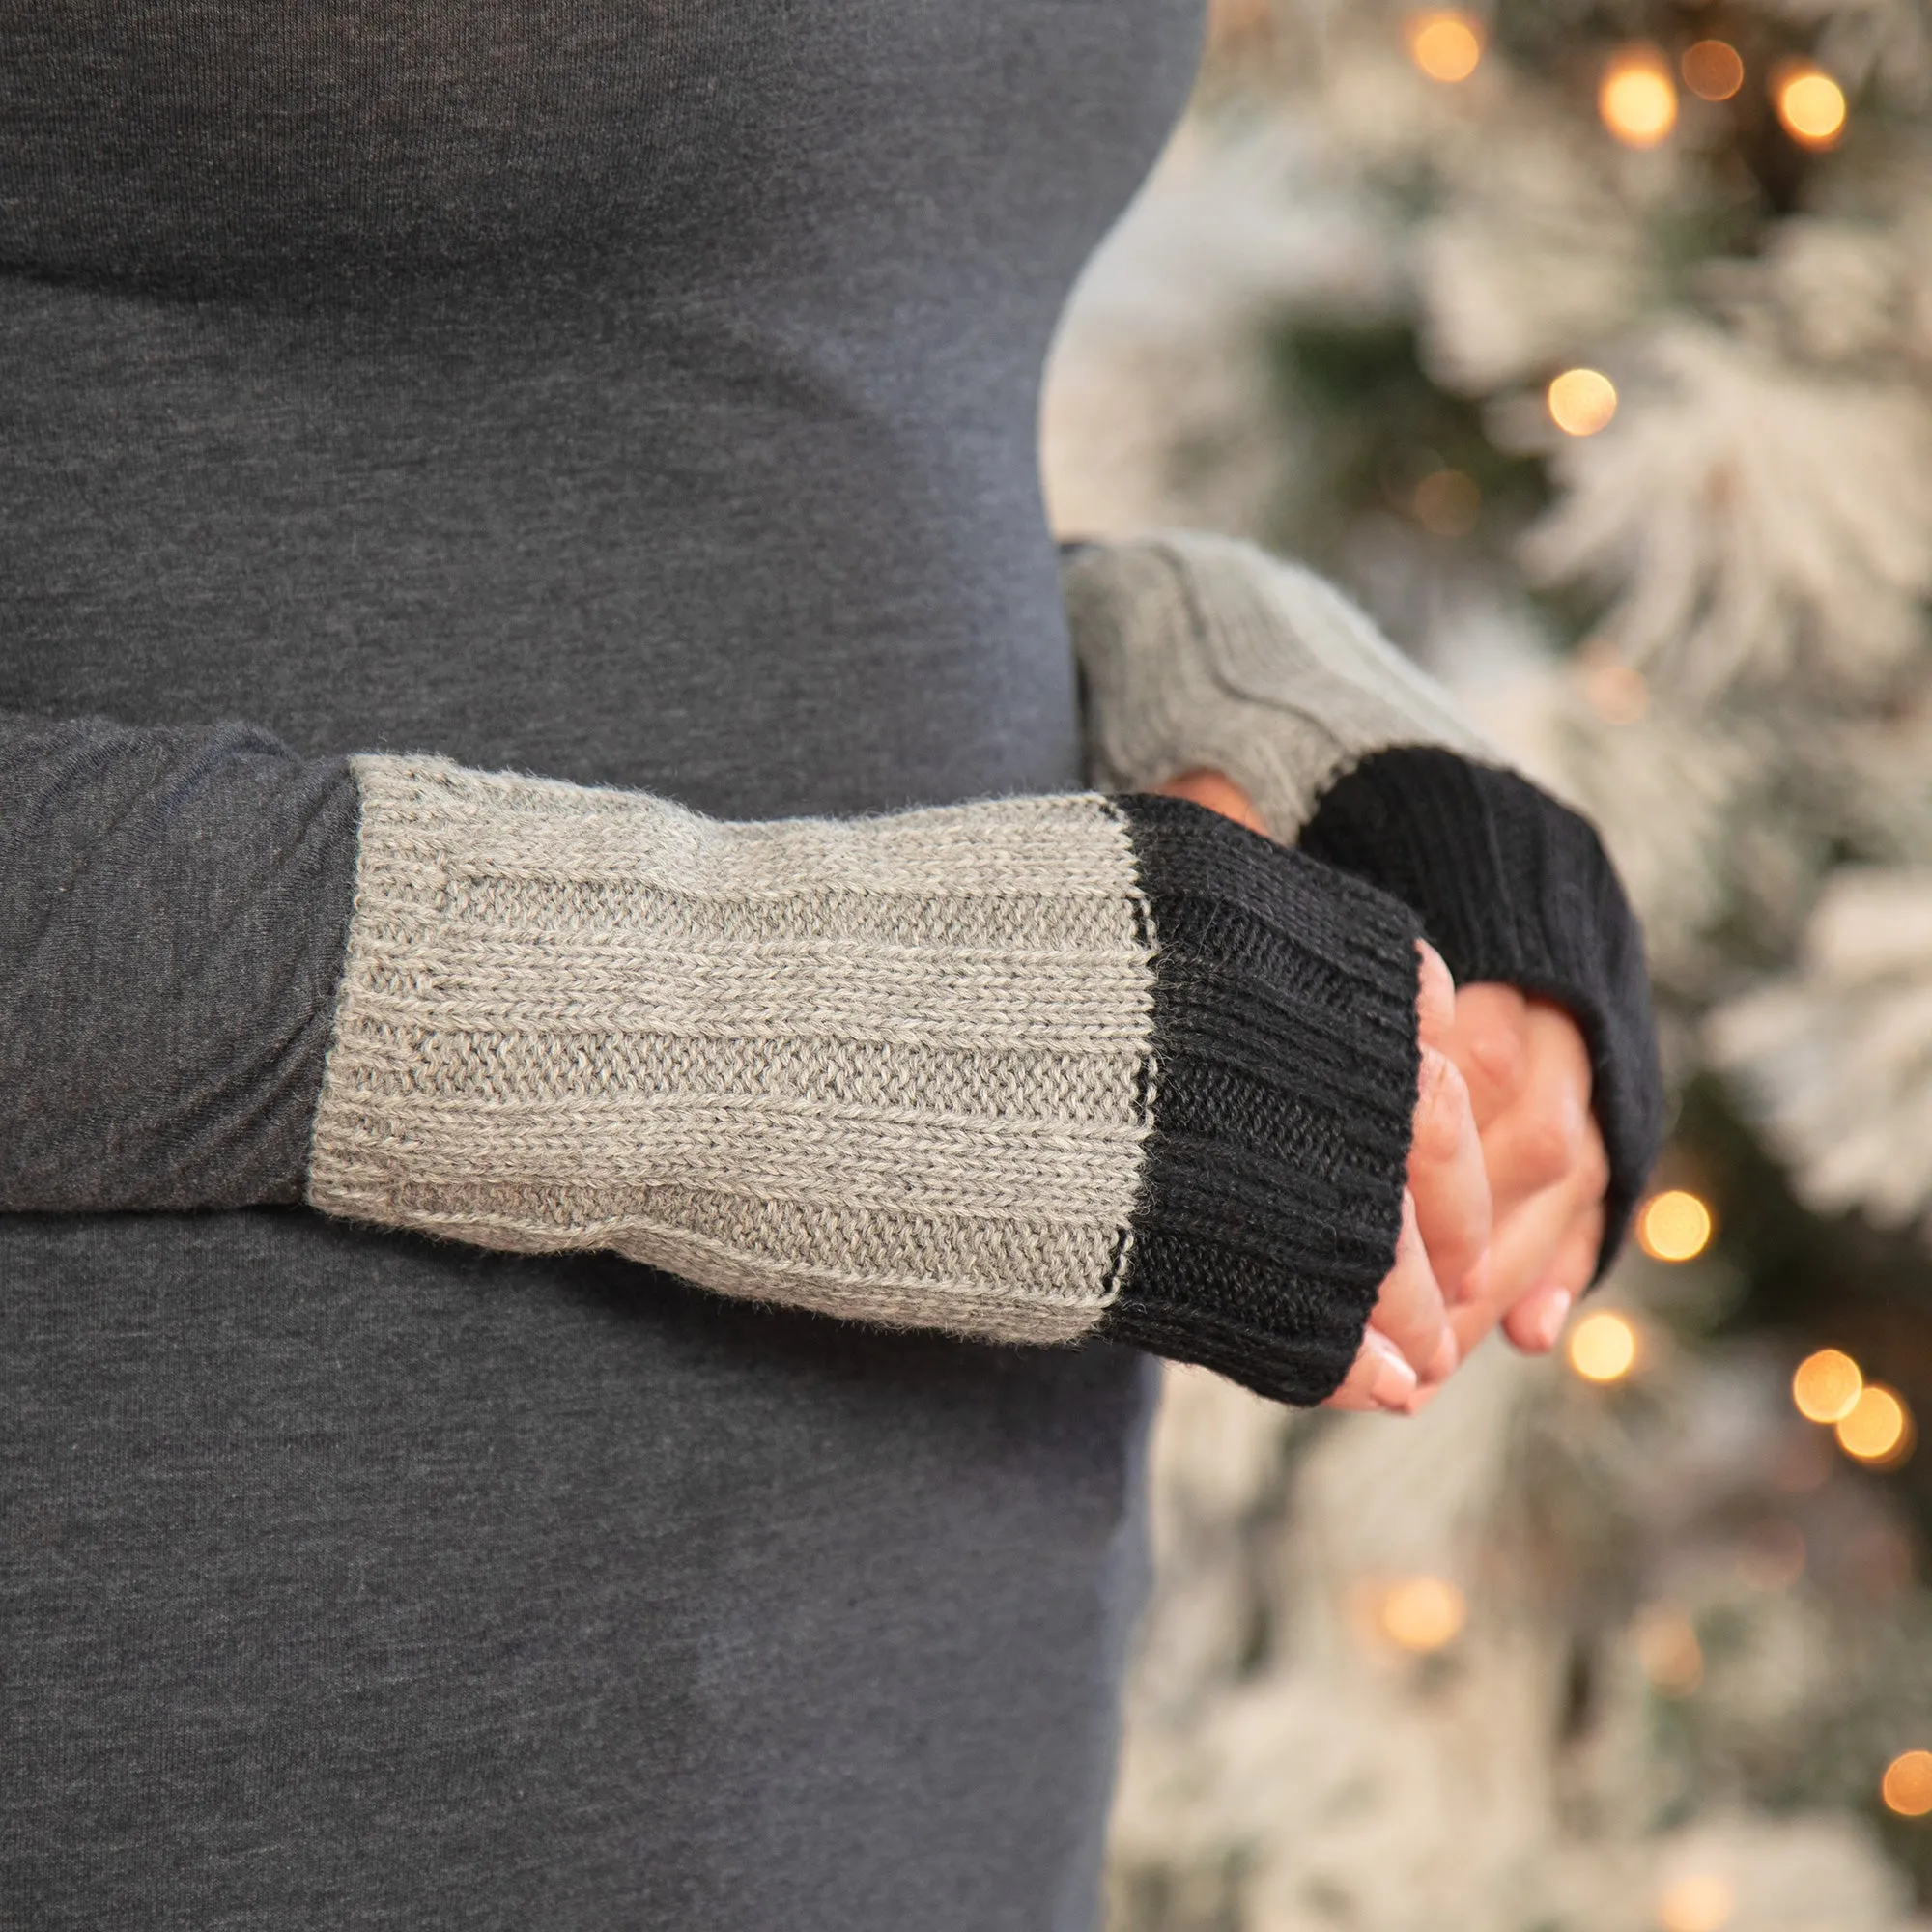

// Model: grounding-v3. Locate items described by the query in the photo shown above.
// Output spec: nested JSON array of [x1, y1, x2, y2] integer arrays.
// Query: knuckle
[[1516, 1116, 1575, 1186], [1413, 1051, 1474, 1159], [1415, 942, 1455, 1038], [1578, 1139, 1612, 1202]]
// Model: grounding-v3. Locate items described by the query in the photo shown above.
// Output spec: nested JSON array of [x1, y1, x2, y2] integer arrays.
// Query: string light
[[1378, 1576, 1467, 1652], [1406, 10, 1484, 83], [1548, 367, 1619, 436], [1581, 654, 1650, 724], [1413, 468, 1482, 535], [1775, 63, 1847, 148], [1682, 40, 1745, 102], [1636, 1189, 1713, 1262], [1601, 47, 1679, 148], [1883, 1749, 1932, 1818], [1568, 1310, 1638, 1383], [1636, 1607, 1704, 1696], [1792, 1348, 1862, 1424], [1657, 1872, 1735, 1932], [1836, 1384, 1915, 1467]]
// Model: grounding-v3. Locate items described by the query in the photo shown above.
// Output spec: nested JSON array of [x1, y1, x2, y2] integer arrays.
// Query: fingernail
[[1427, 1330, 1460, 1384], [1368, 1335, 1419, 1411], [1405, 1383, 1440, 1415], [1532, 1291, 1574, 1352]]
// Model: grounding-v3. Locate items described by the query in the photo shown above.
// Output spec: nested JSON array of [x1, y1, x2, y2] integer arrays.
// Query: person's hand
[[1321, 935, 1492, 1410], [1435, 984, 1607, 1363]]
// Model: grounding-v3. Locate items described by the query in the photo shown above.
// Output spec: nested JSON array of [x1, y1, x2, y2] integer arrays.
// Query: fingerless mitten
[[308, 757, 1425, 1404], [1065, 529, 1665, 1271]]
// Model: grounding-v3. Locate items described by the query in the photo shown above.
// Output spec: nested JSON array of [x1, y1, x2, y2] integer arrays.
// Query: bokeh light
[[1601, 49, 1679, 147], [1580, 651, 1650, 724], [1637, 1189, 1713, 1262], [1682, 41, 1745, 102], [1883, 1749, 1932, 1818], [1413, 468, 1482, 535], [1792, 1348, 1863, 1424], [1379, 1576, 1467, 1652], [1569, 1310, 1638, 1383], [1406, 10, 1484, 83], [1548, 367, 1619, 436], [1637, 1607, 1704, 1696], [1657, 1872, 1735, 1932], [1836, 1384, 1915, 1466], [1775, 64, 1847, 147]]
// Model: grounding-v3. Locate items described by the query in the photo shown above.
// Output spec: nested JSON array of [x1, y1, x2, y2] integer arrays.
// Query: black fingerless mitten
[[1301, 748, 1664, 1273], [1100, 795, 1423, 1404]]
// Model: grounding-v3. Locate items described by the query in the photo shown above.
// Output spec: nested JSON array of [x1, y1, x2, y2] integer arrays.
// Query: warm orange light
[[1569, 1310, 1638, 1383], [1637, 1608, 1704, 1696], [1637, 1189, 1713, 1262], [1792, 1348, 1863, 1424], [1413, 468, 1482, 535], [1406, 10, 1484, 83], [1836, 1384, 1914, 1465], [1379, 1576, 1467, 1652], [1682, 40, 1745, 102], [1602, 49, 1679, 147], [1580, 648, 1650, 724], [1548, 367, 1619, 437], [1657, 1872, 1735, 1932], [1884, 1749, 1932, 1817], [1776, 65, 1847, 147]]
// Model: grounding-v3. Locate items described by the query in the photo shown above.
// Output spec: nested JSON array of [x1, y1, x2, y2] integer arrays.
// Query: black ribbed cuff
[[1299, 746, 1664, 1277], [1100, 794, 1424, 1406]]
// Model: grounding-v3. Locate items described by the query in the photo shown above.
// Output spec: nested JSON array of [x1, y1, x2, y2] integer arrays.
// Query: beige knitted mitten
[[308, 753, 1427, 1405]]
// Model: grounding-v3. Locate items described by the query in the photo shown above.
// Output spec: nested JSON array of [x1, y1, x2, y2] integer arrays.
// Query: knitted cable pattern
[[308, 755, 1424, 1404]]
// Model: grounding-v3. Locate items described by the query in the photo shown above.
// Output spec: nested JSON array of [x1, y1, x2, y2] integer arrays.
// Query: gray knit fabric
[[1065, 530, 1493, 840], [312, 758, 1154, 1343]]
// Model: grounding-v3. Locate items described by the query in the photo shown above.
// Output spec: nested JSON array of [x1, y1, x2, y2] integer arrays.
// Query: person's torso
[[0, 11, 1203, 1924], [0, 0, 1201, 812]]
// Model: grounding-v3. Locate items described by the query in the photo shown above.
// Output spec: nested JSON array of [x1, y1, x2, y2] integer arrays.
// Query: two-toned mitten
[[1065, 529, 1665, 1267], [309, 756, 1429, 1405]]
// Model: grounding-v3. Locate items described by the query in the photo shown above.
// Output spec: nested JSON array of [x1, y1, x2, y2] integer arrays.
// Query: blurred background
[[1039, 3, 1932, 1926]]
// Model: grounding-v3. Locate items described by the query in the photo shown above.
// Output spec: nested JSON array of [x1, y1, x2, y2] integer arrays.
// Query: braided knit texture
[[308, 759, 1428, 1401], [309, 757, 1157, 1344]]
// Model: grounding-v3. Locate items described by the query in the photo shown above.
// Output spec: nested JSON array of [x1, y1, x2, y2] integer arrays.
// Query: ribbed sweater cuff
[[1299, 747, 1664, 1275], [1103, 795, 1424, 1405]]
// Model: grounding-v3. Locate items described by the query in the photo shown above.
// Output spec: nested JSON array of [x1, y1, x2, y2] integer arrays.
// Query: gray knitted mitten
[[308, 754, 1427, 1406], [1065, 528, 1494, 841], [1065, 529, 1665, 1273]]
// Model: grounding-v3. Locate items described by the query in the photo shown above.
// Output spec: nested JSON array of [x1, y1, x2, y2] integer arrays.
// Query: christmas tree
[[1041, 3, 1932, 1924]]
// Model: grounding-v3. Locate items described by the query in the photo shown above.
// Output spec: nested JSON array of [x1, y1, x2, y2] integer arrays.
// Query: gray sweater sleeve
[[0, 711, 358, 1211], [0, 716, 1430, 1406]]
